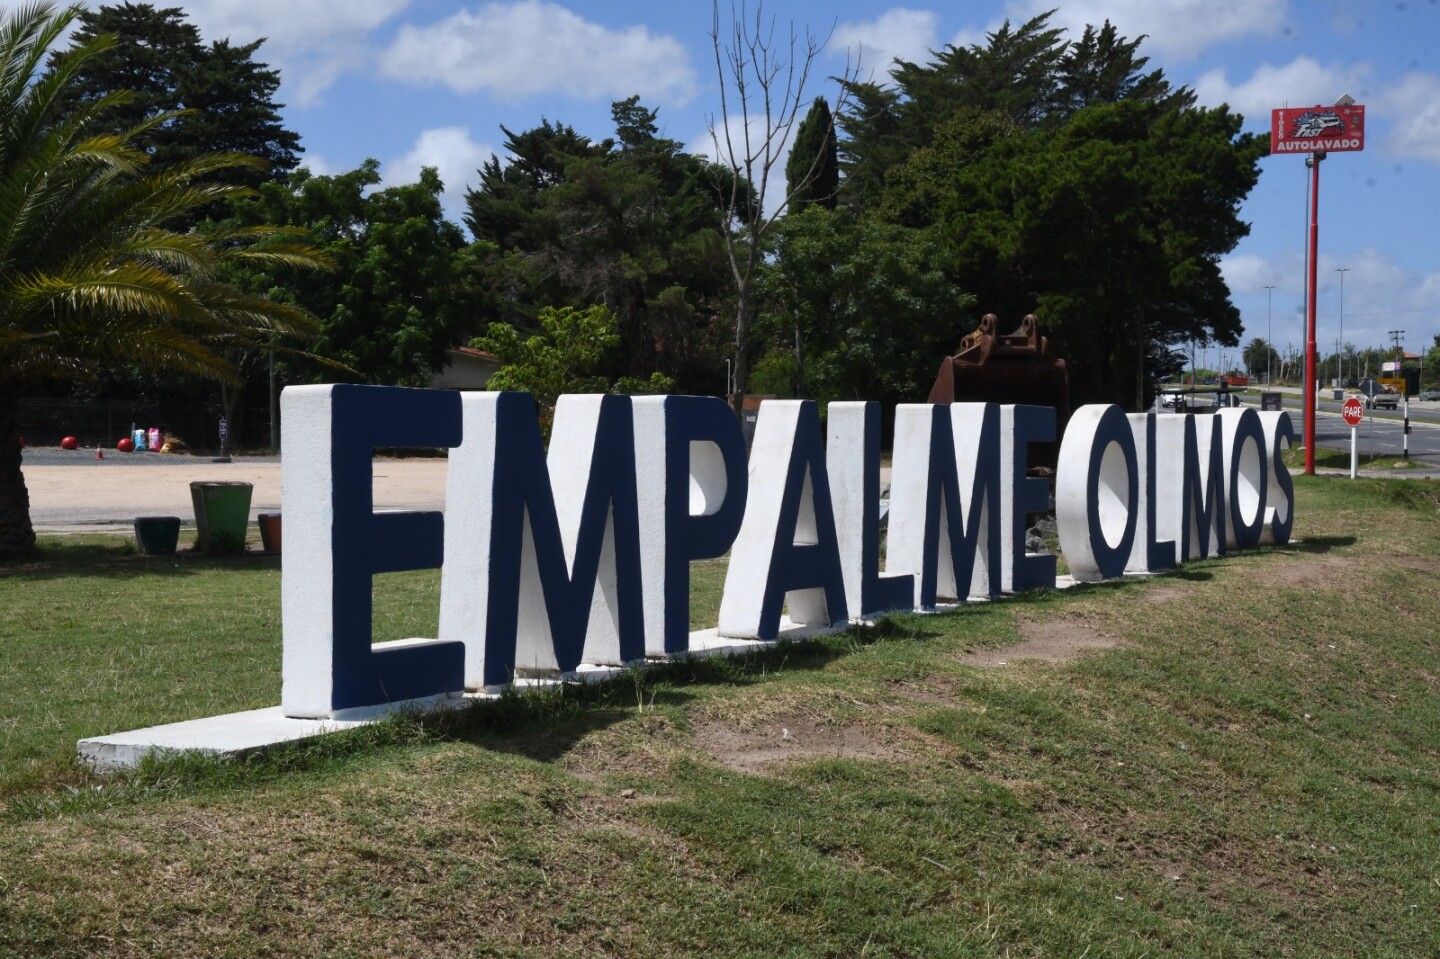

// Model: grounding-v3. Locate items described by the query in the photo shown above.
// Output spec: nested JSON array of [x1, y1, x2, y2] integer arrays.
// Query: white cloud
[[1001, 0, 1288, 61], [379, 1, 696, 105], [172, 0, 408, 47], [168, 0, 413, 106], [1193, 57, 1371, 119], [383, 126, 496, 223], [1376, 71, 1440, 165], [296, 152, 337, 177], [832, 9, 939, 82], [1224, 248, 1440, 351]]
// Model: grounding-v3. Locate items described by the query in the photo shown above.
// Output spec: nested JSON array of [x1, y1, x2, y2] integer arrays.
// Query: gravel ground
[[20, 447, 279, 467], [20, 447, 447, 533]]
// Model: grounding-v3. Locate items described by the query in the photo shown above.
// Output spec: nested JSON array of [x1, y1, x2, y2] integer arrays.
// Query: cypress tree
[[786, 98, 838, 210]]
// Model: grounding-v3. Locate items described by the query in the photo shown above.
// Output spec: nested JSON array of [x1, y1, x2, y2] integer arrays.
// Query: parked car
[[1419, 389, 1440, 402], [1366, 388, 1400, 410]]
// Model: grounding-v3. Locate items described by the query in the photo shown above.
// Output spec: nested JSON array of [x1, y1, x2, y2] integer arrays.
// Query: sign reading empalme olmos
[[280, 386, 1295, 719], [1270, 103, 1366, 153]]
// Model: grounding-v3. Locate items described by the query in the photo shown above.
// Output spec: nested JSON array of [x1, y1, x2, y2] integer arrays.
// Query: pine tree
[[55, 3, 302, 188]]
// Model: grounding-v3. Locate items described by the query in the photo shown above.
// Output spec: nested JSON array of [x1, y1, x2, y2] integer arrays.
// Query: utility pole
[[1336, 267, 1350, 384], [1264, 285, 1277, 385]]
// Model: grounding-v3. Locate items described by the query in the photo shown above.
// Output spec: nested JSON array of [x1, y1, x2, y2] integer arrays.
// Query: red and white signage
[[1342, 396, 1364, 427], [1271, 104, 1365, 154]]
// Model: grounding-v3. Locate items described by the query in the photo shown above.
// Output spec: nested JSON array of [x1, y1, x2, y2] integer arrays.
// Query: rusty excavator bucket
[[927, 313, 1070, 468]]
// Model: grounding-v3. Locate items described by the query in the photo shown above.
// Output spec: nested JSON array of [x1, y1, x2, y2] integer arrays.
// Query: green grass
[[1283, 445, 1426, 471], [3, 476, 1440, 956]]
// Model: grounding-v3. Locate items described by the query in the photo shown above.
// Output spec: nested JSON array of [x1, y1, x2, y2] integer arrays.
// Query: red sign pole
[[1304, 151, 1323, 475], [1272, 102, 1363, 477]]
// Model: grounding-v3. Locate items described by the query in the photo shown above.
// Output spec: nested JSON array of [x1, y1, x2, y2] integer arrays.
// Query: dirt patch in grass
[[1246, 553, 1349, 590], [692, 713, 905, 775], [1387, 553, 1440, 574], [1143, 585, 1188, 604], [960, 617, 1119, 667]]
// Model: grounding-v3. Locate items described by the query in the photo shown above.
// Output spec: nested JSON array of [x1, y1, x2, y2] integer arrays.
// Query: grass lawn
[[3, 475, 1440, 956]]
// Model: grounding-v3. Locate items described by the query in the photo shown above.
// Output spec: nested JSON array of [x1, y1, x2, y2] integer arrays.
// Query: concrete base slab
[[81, 596, 1092, 772], [79, 694, 459, 773], [77, 618, 863, 771]]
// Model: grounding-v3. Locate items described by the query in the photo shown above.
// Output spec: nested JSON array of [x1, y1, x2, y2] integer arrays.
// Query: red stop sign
[[1342, 396, 1364, 427]]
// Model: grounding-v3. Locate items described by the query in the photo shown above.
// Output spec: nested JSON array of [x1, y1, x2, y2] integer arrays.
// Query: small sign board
[[1271, 104, 1365, 154], [1260, 392, 1283, 412], [1382, 360, 1400, 372], [1342, 396, 1364, 427]]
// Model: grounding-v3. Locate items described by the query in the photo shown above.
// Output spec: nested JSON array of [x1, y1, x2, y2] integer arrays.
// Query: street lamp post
[[1336, 267, 1350, 385], [1264, 285, 1276, 384]]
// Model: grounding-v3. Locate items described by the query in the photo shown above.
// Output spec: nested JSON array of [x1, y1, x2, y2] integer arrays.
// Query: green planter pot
[[190, 481, 254, 553], [133, 516, 180, 556]]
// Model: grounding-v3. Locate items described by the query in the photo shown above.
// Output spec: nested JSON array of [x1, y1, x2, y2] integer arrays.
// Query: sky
[[136, 0, 1440, 369]]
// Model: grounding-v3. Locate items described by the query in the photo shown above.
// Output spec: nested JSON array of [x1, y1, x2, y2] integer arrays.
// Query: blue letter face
[[1002, 405, 1058, 592], [888, 404, 1003, 609], [1155, 413, 1228, 563], [1219, 408, 1268, 551], [282, 384, 465, 719], [441, 393, 647, 690], [633, 395, 749, 655], [719, 400, 848, 640], [827, 402, 914, 617], [1259, 411, 1295, 545], [1057, 405, 1138, 581]]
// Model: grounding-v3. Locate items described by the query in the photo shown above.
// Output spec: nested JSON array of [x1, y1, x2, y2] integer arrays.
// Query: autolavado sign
[[279, 386, 1295, 719]]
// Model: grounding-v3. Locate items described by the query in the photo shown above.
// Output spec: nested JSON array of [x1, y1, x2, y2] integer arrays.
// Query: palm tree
[[0, 3, 330, 558], [1241, 337, 1276, 381]]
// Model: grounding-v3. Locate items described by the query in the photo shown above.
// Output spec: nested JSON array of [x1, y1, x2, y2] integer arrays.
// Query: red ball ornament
[[60, 435, 79, 450], [117, 437, 135, 452]]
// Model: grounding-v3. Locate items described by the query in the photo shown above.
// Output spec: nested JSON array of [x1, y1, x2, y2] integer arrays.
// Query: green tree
[[760, 206, 970, 407], [1243, 337, 1278, 380], [223, 161, 478, 387], [473, 305, 674, 423], [880, 98, 1264, 407], [1424, 335, 1440, 387], [1, 3, 328, 557], [786, 98, 838, 209], [56, 2, 302, 189], [837, 11, 1189, 212], [465, 100, 739, 393]]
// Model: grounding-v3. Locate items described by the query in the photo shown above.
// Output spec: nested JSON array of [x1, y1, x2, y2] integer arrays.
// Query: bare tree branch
[[706, 0, 853, 418]]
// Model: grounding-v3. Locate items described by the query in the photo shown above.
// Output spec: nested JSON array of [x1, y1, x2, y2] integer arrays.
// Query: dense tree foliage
[[759, 206, 969, 407], [821, 11, 1259, 408], [55, 2, 302, 190], [465, 98, 739, 394], [876, 99, 1263, 404], [1, 3, 327, 557], [223, 161, 478, 388]]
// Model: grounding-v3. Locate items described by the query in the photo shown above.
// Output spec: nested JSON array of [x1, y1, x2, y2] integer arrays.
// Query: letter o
[[1221, 408, 1268, 550], [1057, 404, 1138, 581]]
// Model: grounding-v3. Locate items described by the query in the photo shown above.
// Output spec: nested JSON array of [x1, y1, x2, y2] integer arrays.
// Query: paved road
[[1263, 397, 1440, 465]]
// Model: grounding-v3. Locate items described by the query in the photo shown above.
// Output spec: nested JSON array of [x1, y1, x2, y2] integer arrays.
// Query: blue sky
[[149, 0, 1440, 365]]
